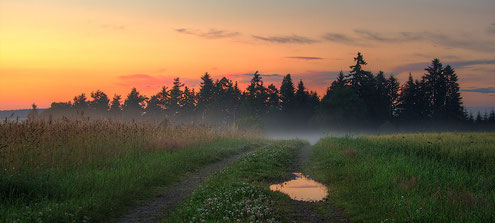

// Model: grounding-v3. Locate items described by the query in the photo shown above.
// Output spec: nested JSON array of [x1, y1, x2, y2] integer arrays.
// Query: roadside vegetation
[[0, 119, 257, 222], [309, 133, 495, 222], [164, 140, 305, 222]]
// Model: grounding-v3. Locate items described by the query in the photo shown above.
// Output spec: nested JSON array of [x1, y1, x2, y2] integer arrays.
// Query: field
[[0, 119, 258, 222], [308, 133, 495, 222], [2, 119, 494, 222]]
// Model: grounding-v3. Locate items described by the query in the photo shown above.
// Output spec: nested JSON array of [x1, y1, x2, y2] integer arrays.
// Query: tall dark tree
[[211, 77, 238, 123], [374, 71, 390, 123], [397, 74, 419, 123], [347, 52, 374, 94], [397, 74, 429, 124], [181, 86, 197, 118], [145, 95, 163, 117], [423, 58, 447, 119], [123, 88, 147, 118], [444, 65, 464, 121], [89, 90, 110, 113], [386, 75, 400, 118], [280, 74, 296, 113], [330, 71, 347, 90], [197, 73, 215, 119], [109, 94, 122, 115], [318, 86, 366, 129], [245, 71, 268, 116], [266, 84, 280, 114], [166, 77, 184, 117], [294, 80, 319, 126], [73, 93, 89, 111]]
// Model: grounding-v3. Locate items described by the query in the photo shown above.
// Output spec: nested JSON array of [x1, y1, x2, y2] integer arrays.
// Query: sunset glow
[[1, 0, 494, 109]]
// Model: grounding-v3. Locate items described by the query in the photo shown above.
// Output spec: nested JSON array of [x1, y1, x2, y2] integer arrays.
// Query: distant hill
[[0, 109, 47, 121]]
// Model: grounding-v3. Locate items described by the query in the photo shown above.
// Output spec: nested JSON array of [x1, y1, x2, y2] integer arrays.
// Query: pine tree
[[374, 71, 390, 123], [197, 73, 215, 119], [386, 75, 400, 118], [267, 84, 280, 114], [444, 65, 464, 121], [348, 52, 373, 93], [280, 74, 296, 113], [109, 94, 122, 113], [181, 86, 196, 118], [475, 112, 483, 124], [123, 88, 147, 118], [89, 90, 110, 113], [423, 58, 447, 119], [245, 71, 268, 116], [330, 71, 347, 90], [73, 93, 89, 111], [167, 77, 184, 116], [398, 74, 420, 123]]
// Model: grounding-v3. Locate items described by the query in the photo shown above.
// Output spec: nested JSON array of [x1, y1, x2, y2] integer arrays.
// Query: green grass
[[0, 138, 258, 223], [308, 133, 495, 222], [164, 140, 305, 222]]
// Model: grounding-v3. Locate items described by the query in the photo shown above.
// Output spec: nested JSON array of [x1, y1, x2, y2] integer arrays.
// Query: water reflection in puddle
[[270, 172, 328, 202]]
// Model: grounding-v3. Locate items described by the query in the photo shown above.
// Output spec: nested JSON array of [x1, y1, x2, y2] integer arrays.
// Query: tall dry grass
[[0, 118, 248, 174]]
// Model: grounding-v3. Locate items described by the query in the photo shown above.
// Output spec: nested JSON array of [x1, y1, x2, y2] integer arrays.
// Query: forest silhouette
[[41, 52, 495, 132]]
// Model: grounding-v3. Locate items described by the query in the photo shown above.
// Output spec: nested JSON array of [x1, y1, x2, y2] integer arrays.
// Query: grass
[[308, 132, 495, 222], [0, 119, 257, 222], [164, 140, 305, 222]]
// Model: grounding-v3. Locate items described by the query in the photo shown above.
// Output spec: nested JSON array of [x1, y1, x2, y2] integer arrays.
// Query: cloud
[[252, 35, 318, 44], [286, 56, 324, 60], [354, 29, 423, 42], [461, 87, 495, 94], [323, 29, 495, 52], [392, 59, 495, 74], [322, 33, 356, 44], [175, 28, 240, 39]]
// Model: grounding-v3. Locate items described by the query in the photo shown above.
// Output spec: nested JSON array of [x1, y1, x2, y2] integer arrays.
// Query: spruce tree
[[444, 65, 464, 121], [73, 93, 89, 111], [123, 88, 147, 118], [423, 58, 447, 120], [89, 90, 110, 113], [280, 74, 296, 113], [246, 71, 268, 116], [109, 94, 122, 114]]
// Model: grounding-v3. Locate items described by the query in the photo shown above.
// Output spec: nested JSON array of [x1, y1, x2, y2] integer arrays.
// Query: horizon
[[1, 0, 495, 110]]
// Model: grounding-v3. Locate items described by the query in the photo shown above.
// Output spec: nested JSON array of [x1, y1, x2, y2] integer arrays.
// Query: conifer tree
[[444, 65, 464, 121], [280, 74, 296, 113], [123, 88, 147, 118], [90, 90, 110, 113], [109, 94, 122, 113], [73, 93, 89, 111], [423, 58, 447, 119]]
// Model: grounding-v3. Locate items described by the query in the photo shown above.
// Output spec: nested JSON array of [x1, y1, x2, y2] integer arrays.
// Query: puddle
[[269, 172, 328, 202]]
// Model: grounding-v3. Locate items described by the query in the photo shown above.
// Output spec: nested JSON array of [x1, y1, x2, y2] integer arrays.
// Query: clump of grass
[[165, 140, 305, 222], [309, 133, 495, 222]]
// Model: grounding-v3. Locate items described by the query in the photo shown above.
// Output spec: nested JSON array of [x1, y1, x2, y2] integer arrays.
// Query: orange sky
[[1, 0, 494, 110]]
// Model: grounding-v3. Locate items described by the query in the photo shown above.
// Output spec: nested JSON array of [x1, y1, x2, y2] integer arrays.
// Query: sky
[[1, 0, 494, 110]]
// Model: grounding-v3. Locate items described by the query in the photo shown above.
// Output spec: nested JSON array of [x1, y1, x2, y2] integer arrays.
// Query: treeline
[[43, 52, 495, 132]]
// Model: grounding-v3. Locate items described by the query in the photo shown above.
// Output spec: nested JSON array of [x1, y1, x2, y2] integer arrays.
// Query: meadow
[[165, 140, 305, 222], [308, 133, 495, 222], [0, 119, 258, 222]]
